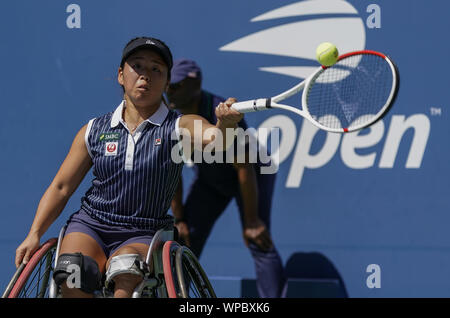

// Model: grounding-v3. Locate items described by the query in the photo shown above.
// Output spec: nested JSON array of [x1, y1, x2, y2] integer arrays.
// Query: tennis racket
[[231, 50, 399, 133]]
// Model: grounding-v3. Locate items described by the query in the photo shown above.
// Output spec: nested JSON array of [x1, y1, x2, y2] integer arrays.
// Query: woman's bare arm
[[15, 124, 93, 266]]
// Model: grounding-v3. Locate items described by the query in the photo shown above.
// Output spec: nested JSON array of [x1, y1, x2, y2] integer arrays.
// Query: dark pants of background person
[[183, 172, 287, 298]]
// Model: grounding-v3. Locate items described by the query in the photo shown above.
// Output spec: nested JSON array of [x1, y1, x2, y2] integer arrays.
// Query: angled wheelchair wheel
[[162, 240, 216, 298], [162, 241, 183, 298], [3, 238, 57, 298]]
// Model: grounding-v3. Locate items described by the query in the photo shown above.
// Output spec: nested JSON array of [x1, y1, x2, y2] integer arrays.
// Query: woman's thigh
[[59, 232, 108, 273]]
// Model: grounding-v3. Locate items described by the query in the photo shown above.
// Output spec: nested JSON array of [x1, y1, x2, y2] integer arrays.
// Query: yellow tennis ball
[[316, 42, 339, 66]]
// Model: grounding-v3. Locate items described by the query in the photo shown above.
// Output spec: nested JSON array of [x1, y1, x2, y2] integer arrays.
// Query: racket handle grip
[[231, 99, 270, 113]]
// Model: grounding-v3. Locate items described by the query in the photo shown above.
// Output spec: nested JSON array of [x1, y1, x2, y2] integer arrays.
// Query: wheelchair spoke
[[21, 262, 49, 297], [19, 249, 55, 298], [175, 246, 216, 298], [21, 261, 44, 297]]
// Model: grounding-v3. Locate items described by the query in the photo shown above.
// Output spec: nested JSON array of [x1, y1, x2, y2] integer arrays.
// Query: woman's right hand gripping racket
[[231, 50, 399, 133]]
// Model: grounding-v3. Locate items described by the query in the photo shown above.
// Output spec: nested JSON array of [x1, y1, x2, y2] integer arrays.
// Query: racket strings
[[306, 54, 394, 130]]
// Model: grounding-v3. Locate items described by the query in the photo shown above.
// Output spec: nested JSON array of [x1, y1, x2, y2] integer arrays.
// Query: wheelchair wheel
[[3, 238, 57, 298], [162, 240, 216, 298]]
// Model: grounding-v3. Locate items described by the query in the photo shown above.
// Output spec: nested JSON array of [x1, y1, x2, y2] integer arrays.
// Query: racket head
[[302, 50, 399, 133]]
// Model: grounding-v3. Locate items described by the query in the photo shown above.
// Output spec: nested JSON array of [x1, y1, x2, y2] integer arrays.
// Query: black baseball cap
[[120, 37, 173, 70]]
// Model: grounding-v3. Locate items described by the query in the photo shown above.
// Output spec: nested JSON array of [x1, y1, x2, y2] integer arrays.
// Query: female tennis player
[[14, 36, 243, 298]]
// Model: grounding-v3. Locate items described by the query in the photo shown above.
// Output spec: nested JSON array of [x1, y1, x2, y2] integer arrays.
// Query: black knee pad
[[53, 253, 102, 294]]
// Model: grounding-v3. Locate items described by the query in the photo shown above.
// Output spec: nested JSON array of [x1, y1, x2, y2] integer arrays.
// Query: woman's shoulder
[[88, 110, 115, 127], [164, 107, 182, 124], [89, 101, 126, 127]]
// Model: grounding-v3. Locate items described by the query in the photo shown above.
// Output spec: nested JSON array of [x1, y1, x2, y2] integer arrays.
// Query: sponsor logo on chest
[[99, 132, 120, 142], [105, 142, 118, 156]]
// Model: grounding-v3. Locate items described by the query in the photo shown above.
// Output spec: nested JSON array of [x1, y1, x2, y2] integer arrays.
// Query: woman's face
[[118, 49, 169, 107]]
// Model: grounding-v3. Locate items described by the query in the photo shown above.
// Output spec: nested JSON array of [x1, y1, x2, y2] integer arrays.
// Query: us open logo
[[220, 0, 366, 80], [219, 0, 430, 188]]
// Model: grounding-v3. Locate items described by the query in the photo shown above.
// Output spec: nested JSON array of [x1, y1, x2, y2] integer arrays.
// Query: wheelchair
[[2, 224, 216, 298]]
